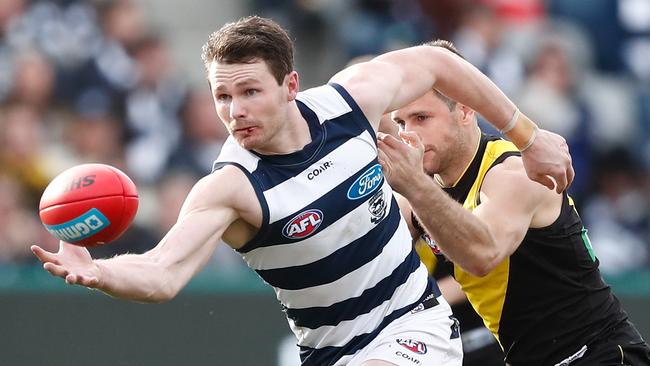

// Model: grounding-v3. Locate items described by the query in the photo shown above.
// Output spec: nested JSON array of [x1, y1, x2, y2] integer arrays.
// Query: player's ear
[[286, 71, 299, 101]]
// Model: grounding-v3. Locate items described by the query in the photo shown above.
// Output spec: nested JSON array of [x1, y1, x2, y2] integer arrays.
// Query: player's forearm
[[94, 253, 179, 303], [404, 176, 498, 276], [426, 47, 516, 131]]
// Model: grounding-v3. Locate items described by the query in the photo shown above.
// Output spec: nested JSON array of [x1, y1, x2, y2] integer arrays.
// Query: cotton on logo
[[282, 209, 324, 239], [396, 339, 428, 355]]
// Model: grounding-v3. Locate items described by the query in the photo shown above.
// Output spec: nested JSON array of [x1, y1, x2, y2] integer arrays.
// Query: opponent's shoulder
[[483, 155, 554, 203], [484, 156, 539, 192]]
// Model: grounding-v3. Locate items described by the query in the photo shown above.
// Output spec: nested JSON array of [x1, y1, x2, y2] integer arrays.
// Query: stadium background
[[1, 0, 649, 364]]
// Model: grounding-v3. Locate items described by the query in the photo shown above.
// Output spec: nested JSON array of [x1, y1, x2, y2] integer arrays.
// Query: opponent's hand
[[521, 128, 574, 193], [377, 130, 428, 198], [31, 242, 101, 288]]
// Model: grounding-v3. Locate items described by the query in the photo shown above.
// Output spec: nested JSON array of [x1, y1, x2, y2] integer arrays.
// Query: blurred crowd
[[1, 0, 649, 277]]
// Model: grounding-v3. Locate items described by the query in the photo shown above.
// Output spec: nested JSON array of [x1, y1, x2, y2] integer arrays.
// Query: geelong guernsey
[[213, 83, 437, 366]]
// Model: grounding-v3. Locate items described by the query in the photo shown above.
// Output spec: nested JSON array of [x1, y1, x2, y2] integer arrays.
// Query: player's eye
[[245, 89, 258, 96], [216, 94, 231, 102]]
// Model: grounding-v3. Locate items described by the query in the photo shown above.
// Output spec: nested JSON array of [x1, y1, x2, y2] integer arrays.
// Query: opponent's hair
[[201, 16, 294, 85], [425, 39, 466, 111]]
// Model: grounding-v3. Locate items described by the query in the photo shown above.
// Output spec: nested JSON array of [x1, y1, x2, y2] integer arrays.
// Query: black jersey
[[414, 134, 632, 365]]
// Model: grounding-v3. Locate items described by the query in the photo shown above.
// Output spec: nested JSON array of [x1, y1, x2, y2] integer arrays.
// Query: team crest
[[368, 190, 387, 224]]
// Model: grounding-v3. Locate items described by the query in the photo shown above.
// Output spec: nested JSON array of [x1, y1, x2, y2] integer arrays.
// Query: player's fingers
[[65, 274, 78, 285], [77, 275, 100, 288], [43, 262, 69, 278], [31, 245, 60, 265]]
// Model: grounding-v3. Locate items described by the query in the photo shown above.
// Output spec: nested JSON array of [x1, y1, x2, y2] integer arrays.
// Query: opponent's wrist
[[502, 110, 538, 151], [402, 173, 442, 203]]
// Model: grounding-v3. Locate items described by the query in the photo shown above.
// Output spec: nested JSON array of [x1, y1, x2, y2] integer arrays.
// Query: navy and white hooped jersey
[[213, 83, 438, 366]]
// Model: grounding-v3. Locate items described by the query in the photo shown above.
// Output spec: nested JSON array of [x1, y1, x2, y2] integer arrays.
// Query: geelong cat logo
[[347, 164, 384, 200], [282, 209, 323, 239], [44, 208, 110, 242]]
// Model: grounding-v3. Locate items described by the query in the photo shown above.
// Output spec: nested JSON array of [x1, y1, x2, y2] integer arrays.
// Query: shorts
[[570, 320, 650, 366], [505, 320, 650, 366], [339, 295, 463, 366]]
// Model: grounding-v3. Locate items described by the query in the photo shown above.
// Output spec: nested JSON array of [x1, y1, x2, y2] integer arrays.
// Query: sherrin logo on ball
[[39, 163, 138, 247], [347, 163, 384, 200]]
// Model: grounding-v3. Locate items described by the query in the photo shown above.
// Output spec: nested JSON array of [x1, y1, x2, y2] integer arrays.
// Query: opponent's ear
[[457, 104, 475, 126]]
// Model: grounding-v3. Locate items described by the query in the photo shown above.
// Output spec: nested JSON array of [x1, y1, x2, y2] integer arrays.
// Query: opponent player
[[32, 17, 572, 366], [378, 40, 650, 366]]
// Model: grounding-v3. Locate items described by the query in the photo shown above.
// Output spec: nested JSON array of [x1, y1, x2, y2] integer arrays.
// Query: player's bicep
[[330, 61, 403, 131], [473, 165, 545, 258]]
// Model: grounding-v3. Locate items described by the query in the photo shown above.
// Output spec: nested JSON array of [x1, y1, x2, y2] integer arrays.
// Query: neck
[[434, 126, 481, 188], [253, 101, 312, 155]]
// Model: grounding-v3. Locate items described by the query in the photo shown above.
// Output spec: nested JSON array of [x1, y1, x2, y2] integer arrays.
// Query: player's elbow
[[141, 267, 182, 303], [142, 281, 179, 304], [466, 238, 501, 277]]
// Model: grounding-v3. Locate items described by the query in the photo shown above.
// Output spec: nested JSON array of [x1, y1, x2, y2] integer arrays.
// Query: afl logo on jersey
[[282, 209, 324, 239], [347, 164, 384, 200], [396, 338, 428, 355]]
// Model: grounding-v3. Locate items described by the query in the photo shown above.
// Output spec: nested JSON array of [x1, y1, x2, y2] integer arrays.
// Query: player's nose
[[229, 98, 247, 120]]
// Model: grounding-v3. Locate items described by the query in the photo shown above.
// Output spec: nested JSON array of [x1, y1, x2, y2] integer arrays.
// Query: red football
[[39, 163, 139, 247]]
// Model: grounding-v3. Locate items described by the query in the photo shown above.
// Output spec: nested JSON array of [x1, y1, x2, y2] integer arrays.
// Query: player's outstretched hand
[[377, 130, 427, 198], [31, 242, 101, 288], [521, 128, 574, 194]]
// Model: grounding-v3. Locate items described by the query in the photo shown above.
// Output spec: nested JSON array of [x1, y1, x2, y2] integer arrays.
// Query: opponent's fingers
[[377, 131, 404, 150], [553, 169, 568, 194], [31, 245, 60, 265], [566, 165, 575, 191], [377, 147, 389, 164], [398, 130, 423, 149], [43, 262, 69, 278], [534, 174, 556, 191]]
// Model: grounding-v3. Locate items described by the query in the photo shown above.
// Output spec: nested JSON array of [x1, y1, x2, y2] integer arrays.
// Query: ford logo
[[347, 164, 384, 200]]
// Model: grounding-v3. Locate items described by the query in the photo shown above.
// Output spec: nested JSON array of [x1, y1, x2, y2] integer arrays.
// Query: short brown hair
[[425, 39, 465, 111], [201, 16, 294, 85]]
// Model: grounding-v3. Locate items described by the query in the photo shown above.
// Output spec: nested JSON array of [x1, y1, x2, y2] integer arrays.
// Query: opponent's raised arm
[[32, 167, 246, 303], [332, 44, 573, 192], [378, 131, 497, 276]]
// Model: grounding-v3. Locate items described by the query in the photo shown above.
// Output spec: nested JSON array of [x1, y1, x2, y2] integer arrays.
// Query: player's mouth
[[234, 126, 257, 135]]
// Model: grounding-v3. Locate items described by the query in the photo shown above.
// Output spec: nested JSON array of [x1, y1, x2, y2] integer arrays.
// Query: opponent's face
[[391, 91, 463, 175], [208, 59, 296, 151]]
